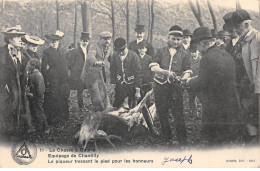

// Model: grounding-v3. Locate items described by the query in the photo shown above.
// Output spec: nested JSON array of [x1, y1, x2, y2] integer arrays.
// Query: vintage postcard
[[0, 0, 259, 168]]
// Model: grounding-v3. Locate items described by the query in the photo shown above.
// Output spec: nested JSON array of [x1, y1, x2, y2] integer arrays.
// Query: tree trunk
[[111, 0, 115, 43], [126, 0, 129, 44], [236, 0, 241, 10], [81, 0, 91, 34], [147, 0, 151, 41], [188, 0, 204, 26], [149, 0, 154, 44], [74, 0, 78, 49], [136, 0, 140, 24], [56, 0, 60, 30], [207, 0, 217, 33]]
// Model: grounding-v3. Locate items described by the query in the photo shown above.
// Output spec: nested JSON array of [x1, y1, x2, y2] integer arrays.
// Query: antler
[[129, 89, 153, 114]]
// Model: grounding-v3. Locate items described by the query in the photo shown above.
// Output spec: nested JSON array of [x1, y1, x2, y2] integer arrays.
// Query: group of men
[[0, 8, 259, 146]]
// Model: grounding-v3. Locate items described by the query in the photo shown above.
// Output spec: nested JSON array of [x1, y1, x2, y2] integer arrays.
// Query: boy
[[28, 58, 50, 135]]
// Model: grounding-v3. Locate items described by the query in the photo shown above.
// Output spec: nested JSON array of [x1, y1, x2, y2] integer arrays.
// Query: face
[[191, 50, 200, 60], [119, 47, 127, 56], [234, 22, 248, 36], [100, 37, 112, 48], [183, 36, 191, 45], [28, 44, 38, 52], [197, 39, 213, 54], [49, 40, 59, 49], [138, 47, 147, 56], [168, 35, 183, 48], [80, 39, 89, 48], [136, 32, 145, 40], [9, 36, 22, 47]]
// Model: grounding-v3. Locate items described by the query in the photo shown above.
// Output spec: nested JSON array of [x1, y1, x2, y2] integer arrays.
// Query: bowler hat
[[169, 25, 183, 37], [192, 26, 213, 43], [135, 24, 145, 33], [183, 29, 192, 37], [24, 35, 45, 45], [80, 32, 90, 41], [223, 12, 234, 31], [100, 31, 112, 38], [45, 30, 64, 41], [114, 37, 126, 52], [2, 25, 26, 37], [232, 9, 251, 26]]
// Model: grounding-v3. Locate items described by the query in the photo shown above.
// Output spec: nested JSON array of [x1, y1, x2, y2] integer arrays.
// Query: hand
[[95, 61, 105, 67], [186, 77, 192, 86], [135, 88, 141, 101], [166, 71, 177, 80]]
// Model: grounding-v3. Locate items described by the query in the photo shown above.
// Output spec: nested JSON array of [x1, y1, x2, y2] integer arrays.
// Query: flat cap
[[99, 31, 112, 38], [169, 25, 183, 37]]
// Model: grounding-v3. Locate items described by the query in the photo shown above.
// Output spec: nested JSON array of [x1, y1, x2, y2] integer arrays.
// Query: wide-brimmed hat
[[99, 31, 112, 38], [183, 29, 192, 37], [80, 32, 90, 41], [45, 30, 64, 41], [114, 37, 127, 52], [24, 35, 45, 45], [169, 25, 183, 37], [192, 26, 213, 43], [2, 25, 26, 37], [232, 9, 251, 26], [135, 24, 145, 33]]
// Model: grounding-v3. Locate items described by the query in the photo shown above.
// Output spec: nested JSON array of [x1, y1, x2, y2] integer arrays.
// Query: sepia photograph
[[0, 0, 259, 168]]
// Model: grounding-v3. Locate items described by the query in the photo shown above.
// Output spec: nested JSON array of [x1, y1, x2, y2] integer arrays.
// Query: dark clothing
[[28, 70, 48, 132], [139, 54, 153, 85], [110, 50, 142, 88], [152, 46, 191, 85], [67, 47, 86, 108], [0, 45, 20, 137], [128, 40, 154, 57], [151, 46, 190, 143], [24, 50, 41, 60], [189, 45, 241, 144], [110, 50, 142, 108], [42, 47, 69, 122]]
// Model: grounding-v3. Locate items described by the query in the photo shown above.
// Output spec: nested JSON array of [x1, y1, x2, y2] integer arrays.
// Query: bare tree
[[236, 0, 241, 10], [74, 0, 78, 48], [147, 0, 150, 41], [149, 0, 154, 44], [136, 0, 140, 24], [188, 0, 204, 26], [56, 0, 60, 30], [207, 0, 217, 33], [111, 0, 115, 42], [126, 0, 129, 43]]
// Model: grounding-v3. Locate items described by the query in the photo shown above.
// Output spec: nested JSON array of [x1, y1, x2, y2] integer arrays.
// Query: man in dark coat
[[67, 32, 90, 111], [42, 30, 70, 124], [128, 24, 154, 57], [110, 38, 142, 109], [0, 26, 26, 141], [149, 25, 192, 145], [186, 26, 241, 145]]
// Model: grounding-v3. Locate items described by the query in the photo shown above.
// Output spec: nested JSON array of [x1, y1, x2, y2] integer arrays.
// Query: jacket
[[139, 54, 153, 84], [241, 28, 260, 94], [110, 50, 142, 88], [150, 46, 191, 85]]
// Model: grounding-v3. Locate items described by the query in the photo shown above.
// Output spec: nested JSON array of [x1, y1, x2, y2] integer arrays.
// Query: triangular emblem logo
[[15, 141, 32, 159]]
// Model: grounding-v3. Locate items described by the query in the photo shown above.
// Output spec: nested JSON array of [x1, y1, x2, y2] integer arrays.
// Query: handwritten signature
[[162, 155, 192, 165]]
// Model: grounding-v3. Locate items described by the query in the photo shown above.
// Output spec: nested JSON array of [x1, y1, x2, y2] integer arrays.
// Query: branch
[[196, 0, 201, 18], [115, 1, 126, 17], [207, 0, 217, 32], [91, 7, 112, 19], [96, 1, 111, 12], [188, 0, 204, 26]]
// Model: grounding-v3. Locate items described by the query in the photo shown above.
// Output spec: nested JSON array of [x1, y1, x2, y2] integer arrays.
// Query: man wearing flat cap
[[42, 30, 70, 124], [149, 25, 191, 145], [110, 37, 142, 109], [67, 32, 90, 111], [0, 26, 28, 140], [186, 26, 241, 145], [128, 24, 154, 57], [81, 31, 113, 112], [231, 9, 260, 139]]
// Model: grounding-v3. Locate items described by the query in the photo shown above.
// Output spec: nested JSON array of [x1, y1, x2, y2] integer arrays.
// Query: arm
[[147, 42, 155, 57], [181, 51, 192, 81], [110, 53, 117, 85]]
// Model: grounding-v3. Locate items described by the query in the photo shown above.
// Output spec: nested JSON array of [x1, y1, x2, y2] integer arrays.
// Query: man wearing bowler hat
[[186, 26, 241, 145], [149, 25, 191, 145], [0, 26, 27, 141], [183, 29, 192, 50], [110, 38, 142, 109], [128, 24, 154, 57], [67, 32, 90, 111], [42, 30, 70, 124], [231, 9, 260, 139], [81, 31, 113, 112]]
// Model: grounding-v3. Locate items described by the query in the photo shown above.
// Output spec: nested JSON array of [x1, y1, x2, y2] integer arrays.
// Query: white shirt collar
[[80, 45, 87, 60], [140, 54, 145, 58], [183, 43, 190, 50], [120, 49, 128, 61], [169, 47, 177, 57], [137, 38, 143, 44]]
